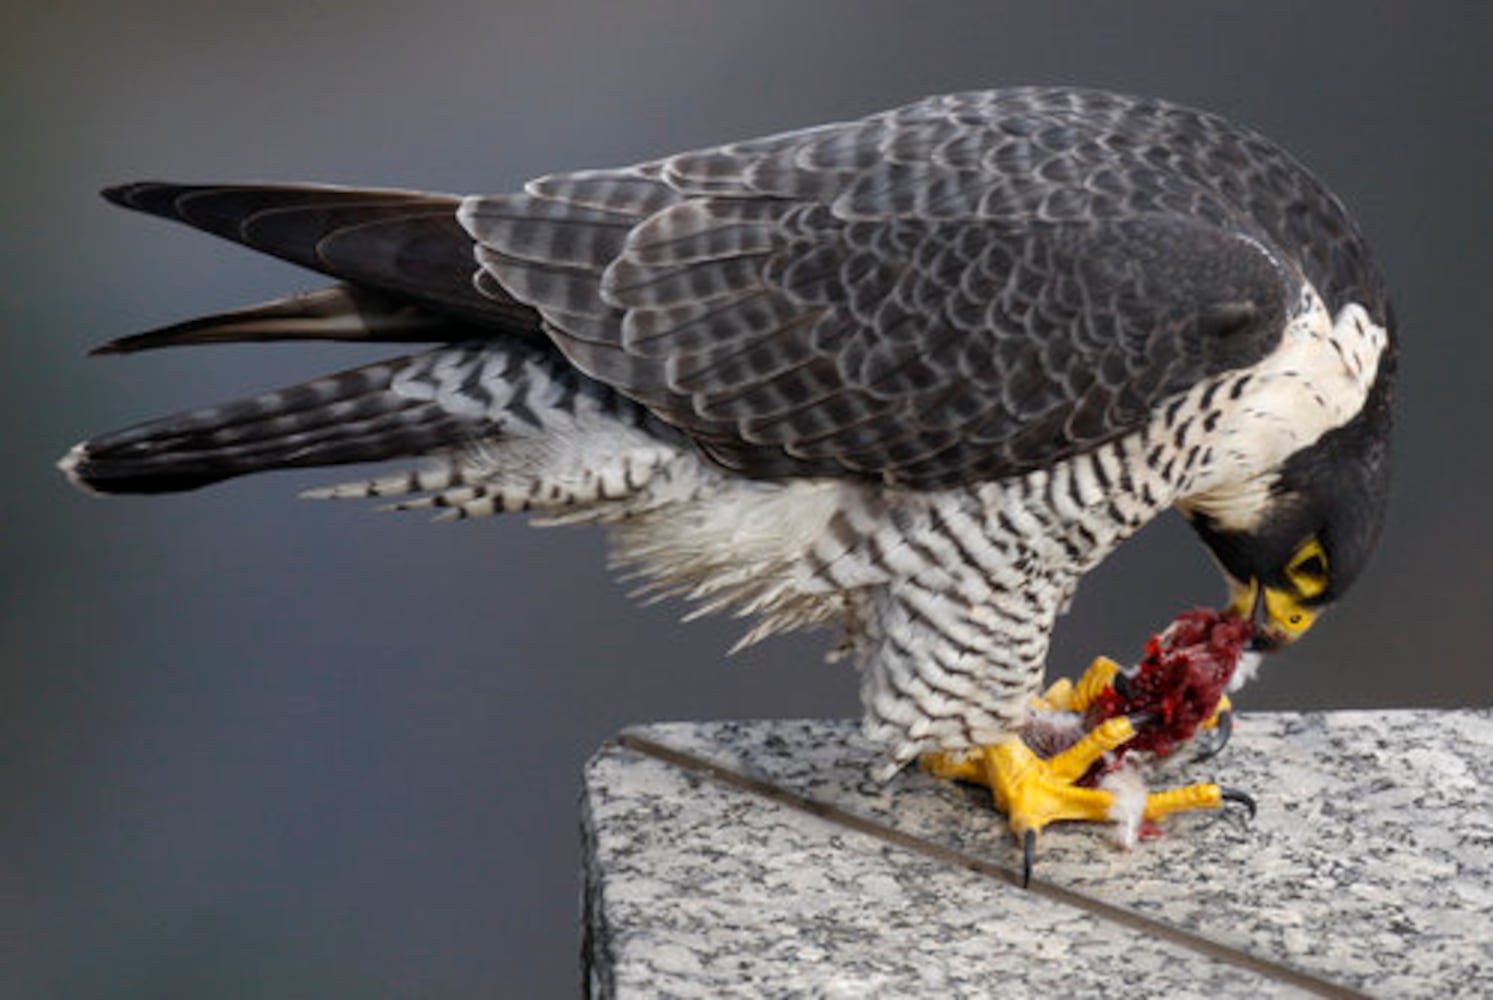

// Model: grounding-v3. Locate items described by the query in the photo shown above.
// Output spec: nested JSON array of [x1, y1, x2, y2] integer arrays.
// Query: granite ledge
[[582, 710, 1493, 999]]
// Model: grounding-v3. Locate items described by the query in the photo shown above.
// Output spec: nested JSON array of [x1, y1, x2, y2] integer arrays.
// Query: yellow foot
[[921, 714, 1254, 887]]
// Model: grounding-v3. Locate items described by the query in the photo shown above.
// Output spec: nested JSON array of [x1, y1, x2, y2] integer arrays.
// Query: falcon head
[[1187, 350, 1395, 649]]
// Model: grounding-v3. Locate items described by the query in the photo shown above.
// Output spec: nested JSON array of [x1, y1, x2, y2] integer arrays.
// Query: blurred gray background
[[3, 1, 1489, 995]]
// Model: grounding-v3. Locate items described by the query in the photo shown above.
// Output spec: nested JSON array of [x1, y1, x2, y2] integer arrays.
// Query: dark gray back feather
[[464, 87, 1379, 487]]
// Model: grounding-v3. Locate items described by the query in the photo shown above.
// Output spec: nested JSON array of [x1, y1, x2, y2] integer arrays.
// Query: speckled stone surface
[[583, 711, 1493, 999], [584, 744, 1320, 999]]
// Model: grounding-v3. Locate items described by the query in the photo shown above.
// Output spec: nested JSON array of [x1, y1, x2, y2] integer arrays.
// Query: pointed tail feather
[[102, 181, 538, 334], [91, 285, 464, 355], [59, 358, 483, 495]]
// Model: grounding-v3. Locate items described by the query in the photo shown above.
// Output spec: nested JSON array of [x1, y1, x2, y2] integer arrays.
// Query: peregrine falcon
[[60, 88, 1394, 858]]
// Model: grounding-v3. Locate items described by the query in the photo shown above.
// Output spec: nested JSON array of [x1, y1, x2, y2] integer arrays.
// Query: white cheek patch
[[1180, 292, 1389, 531]]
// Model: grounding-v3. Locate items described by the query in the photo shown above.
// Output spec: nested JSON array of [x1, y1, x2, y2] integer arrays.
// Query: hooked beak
[[1228, 578, 1317, 651]]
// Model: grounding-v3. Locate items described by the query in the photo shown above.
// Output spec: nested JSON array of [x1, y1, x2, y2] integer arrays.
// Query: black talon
[[1220, 786, 1257, 820], [1022, 829, 1036, 889], [1126, 711, 1159, 730], [1194, 709, 1234, 762]]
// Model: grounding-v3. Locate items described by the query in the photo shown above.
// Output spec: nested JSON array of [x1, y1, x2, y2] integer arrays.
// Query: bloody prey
[[1087, 608, 1257, 759]]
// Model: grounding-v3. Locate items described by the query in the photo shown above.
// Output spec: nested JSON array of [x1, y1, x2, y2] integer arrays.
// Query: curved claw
[[1022, 829, 1036, 889], [1193, 709, 1234, 762], [1220, 786, 1257, 820]]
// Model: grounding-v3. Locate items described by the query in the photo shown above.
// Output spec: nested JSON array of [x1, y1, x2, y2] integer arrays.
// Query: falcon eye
[[1286, 539, 1329, 599]]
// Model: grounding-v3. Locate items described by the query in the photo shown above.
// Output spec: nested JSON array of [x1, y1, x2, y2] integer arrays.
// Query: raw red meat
[[1085, 608, 1256, 760]]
